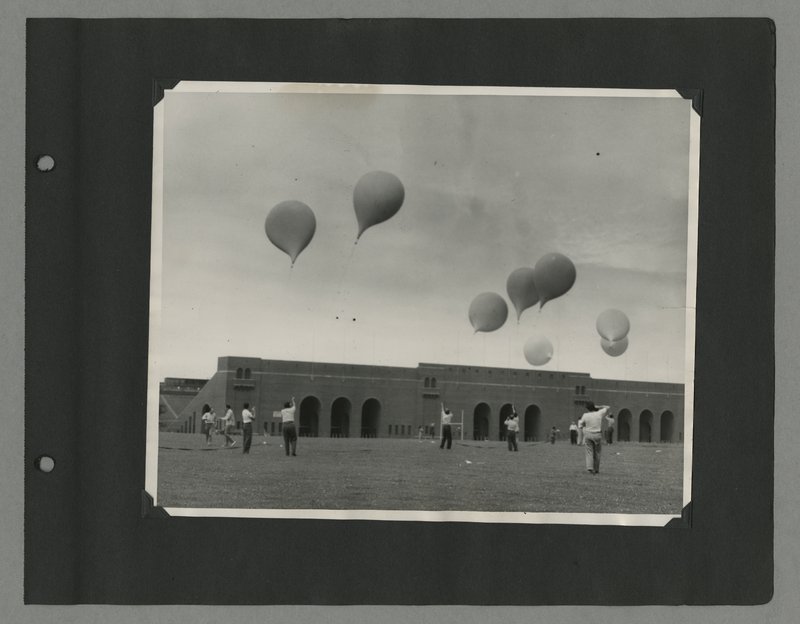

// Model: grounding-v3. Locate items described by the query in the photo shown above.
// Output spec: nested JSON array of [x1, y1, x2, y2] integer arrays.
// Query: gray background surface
[[2, 2, 796, 623]]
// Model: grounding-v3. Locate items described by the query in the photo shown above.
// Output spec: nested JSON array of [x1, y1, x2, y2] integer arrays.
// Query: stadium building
[[160, 356, 685, 444]]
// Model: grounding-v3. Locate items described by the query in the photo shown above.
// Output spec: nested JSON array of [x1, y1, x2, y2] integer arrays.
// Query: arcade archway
[[639, 410, 653, 443], [331, 397, 351, 438], [473, 403, 490, 440], [299, 396, 320, 437], [617, 409, 632, 442], [524, 405, 542, 442], [361, 398, 381, 438], [660, 410, 675, 442]]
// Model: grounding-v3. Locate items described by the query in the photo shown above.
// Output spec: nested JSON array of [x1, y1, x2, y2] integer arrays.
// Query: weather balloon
[[264, 200, 317, 266], [601, 336, 629, 357], [468, 292, 509, 333], [523, 336, 554, 366], [506, 267, 539, 322], [353, 171, 405, 239], [596, 308, 630, 342], [533, 252, 576, 309]]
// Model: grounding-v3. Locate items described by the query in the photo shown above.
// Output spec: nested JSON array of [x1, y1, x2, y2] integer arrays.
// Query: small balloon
[[533, 252, 576, 309], [596, 309, 630, 342], [468, 292, 509, 333], [506, 267, 539, 322], [353, 171, 405, 239], [264, 200, 316, 266], [601, 336, 629, 357], [523, 335, 553, 366]]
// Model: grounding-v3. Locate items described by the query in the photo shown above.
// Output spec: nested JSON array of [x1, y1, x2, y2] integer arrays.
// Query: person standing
[[549, 426, 558, 444], [201, 404, 215, 446], [605, 413, 615, 445], [439, 403, 453, 450], [504, 407, 519, 452], [569, 421, 579, 445], [578, 401, 611, 474], [241, 403, 255, 454], [221, 404, 236, 448], [280, 397, 298, 456]]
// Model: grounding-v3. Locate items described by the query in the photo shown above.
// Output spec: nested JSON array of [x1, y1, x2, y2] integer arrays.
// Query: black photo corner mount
[[664, 502, 692, 529], [141, 490, 171, 519], [677, 88, 704, 116], [153, 78, 182, 106], [25, 18, 774, 605]]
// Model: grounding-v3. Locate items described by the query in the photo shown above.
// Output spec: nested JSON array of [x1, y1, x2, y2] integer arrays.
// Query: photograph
[[145, 82, 698, 525]]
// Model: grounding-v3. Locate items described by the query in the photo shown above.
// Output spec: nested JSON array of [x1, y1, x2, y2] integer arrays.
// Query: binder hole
[[36, 155, 55, 172], [35, 455, 55, 473]]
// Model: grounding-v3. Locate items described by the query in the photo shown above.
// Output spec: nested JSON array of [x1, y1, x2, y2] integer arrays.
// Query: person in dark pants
[[241, 402, 255, 454], [281, 397, 298, 456], [504, 407, 519, 451], [569, 421, 578, 445], [578, 401, 611, 474], [222, 404, 236, 448], [605, 414, 615, 444], [439, 402, 453, 450], [201, 404, 214, 446]]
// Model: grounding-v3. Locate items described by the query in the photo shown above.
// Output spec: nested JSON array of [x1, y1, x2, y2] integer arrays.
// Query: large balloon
[[533, 252, 576, 309], [506, 267, 539, 322], [601, 336, 629, 357], [468, 292, 508, 333], [353, 171, 405, 239], [264, 200, 317, 266], [523, 336, 554, 366], [596, 309, 631, 342]]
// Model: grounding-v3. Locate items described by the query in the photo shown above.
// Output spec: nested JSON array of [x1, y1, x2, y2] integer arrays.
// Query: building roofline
[[212, 356, 683, 391]]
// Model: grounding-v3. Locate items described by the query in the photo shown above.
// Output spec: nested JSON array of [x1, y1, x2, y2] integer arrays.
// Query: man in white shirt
[[577, 401, 610, 474], [222, 404, 236, 448], [280, 397, 298, 457], [439, 403, 453, 450], [569, 421, 579, 445], [504, 407, 519, 452], [241, 403, 255, 454]]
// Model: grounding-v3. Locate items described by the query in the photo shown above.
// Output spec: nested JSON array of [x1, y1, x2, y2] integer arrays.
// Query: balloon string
[[513, 323, 521, 404], [333, 241, 358, 320], [456, 331, 460, 387], [507, 332, 514, 405]]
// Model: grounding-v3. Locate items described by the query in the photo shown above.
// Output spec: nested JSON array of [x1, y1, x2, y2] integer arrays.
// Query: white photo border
[[145, 81, 699, 527]]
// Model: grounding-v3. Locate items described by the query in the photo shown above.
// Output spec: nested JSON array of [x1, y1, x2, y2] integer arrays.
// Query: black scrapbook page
[[25, 18, 774, 605]]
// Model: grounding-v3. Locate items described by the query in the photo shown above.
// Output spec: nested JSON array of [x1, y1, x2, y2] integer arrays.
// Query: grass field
[[156, 432, 684, 515]]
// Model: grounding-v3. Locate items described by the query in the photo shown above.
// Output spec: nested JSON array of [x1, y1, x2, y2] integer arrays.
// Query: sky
[[153, 84, 695, 384]]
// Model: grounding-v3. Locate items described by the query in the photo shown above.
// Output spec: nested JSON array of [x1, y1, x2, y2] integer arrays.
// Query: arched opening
[[617, 409, 632, 442], [499, 403, 514, 441], [299, 396, 320, 437], [236, 367, 243, 379], [244, 368, 252, 379], [431, 377, 437, 388], [361, 398, 381, 438], [331, 397, 351, 438], [424, 377, 430, 388], [473, 403, 490, 440], [639, 410, 653, 443], [660, 411, 675, 443], [524, 405, 542, 442]]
